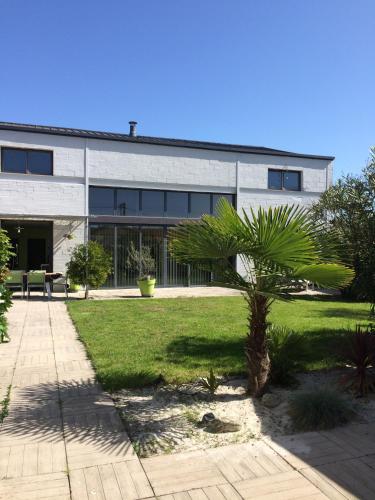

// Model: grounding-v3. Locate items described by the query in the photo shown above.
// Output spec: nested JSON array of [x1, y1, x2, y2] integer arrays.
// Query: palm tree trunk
[[245, 294, 270, 397]]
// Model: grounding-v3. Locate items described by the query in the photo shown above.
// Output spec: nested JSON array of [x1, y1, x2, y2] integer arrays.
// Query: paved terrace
[[2, 299, 375, 499]]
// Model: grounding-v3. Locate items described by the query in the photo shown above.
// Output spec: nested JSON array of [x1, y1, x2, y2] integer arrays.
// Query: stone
[[204, 418, 241, 433], [201, 412, 216, 424], [262, 393, 282, 408]]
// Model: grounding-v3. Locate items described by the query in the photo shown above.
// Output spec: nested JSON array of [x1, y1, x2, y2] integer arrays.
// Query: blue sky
[[0, 0, 373, 179]]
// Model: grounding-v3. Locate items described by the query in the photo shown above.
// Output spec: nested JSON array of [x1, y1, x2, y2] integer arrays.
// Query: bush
[[0, 316, 9, 343], [66, 241, 112, 299], [289, 388, 352, 431], [267, 325, 309, 386], [339, 325, 375, 396]]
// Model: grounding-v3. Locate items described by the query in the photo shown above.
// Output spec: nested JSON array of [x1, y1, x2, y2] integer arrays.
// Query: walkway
[[2, 300, 375, 499]]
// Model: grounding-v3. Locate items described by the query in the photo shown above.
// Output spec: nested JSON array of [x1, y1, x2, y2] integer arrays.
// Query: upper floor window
[[268, 169, 301, 191], [1, 147, 53, 175]]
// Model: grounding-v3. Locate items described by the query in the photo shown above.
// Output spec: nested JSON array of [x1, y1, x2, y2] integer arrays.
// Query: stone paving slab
[[142, 450, 228, 496], [206, 441, 292, 483], [232, 470, 328, 499], [70, 461, 153, 500], [0, 471, 70, 499], [264, 432, 354, 469], [157, 484, 243, 499]]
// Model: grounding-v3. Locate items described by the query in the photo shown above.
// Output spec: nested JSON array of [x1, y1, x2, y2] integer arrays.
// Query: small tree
[[0, 229, 14, 342], [126, 242, 155, 280], [169, 201, 353, 396], [0, 229, 13, 282], [66, 241, 112, 299]]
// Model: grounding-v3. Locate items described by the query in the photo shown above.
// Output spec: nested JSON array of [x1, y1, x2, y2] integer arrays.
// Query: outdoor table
[[23, 272, 63, 300]]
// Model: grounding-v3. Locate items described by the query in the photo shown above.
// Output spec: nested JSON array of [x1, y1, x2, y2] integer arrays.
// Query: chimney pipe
[[129, 121, 137, 137]]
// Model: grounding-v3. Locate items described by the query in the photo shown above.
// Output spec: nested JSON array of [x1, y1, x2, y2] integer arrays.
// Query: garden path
[[1, 300, 375, 499]]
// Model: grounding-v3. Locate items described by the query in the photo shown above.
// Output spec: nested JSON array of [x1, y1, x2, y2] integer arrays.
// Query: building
[[0, 121, 334, 287]]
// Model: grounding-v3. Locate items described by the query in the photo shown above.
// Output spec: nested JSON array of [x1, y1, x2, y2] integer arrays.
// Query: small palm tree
[[169, 200, 354, 397]]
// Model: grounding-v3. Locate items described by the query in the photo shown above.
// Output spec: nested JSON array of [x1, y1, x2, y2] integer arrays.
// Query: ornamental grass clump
[[267, 325, 309, 387], [289, 388, 352, 431]]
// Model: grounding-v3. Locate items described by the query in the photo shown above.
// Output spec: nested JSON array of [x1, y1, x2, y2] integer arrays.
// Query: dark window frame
[[89, 186, 235, 218], [268, 169, 302, 191], [1, 147, 54, 176]]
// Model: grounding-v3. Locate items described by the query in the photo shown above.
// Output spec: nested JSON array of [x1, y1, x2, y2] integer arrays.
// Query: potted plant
[[126, 242, 156, 297]]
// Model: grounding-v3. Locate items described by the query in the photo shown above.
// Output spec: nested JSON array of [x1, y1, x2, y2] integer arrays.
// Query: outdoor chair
[[5, 270, 25, 298], [27, 270, 46, 299], [52, 275, 69, 298]]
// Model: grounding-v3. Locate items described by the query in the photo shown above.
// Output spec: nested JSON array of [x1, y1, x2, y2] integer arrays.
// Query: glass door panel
[[117, 226, 140, 287], [141, 226, 164, 285], [190, 266, 212, 286]]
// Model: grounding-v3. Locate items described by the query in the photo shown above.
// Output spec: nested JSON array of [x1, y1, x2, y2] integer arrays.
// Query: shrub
[[126, 242, 155, 280], [66, 241, 112, 299], [0, 229, 13, 282], [267, 325, 309, 386], [0, 316, 9, 343], [199, 368, 221, 395], [340, 325, 375, 396], [289, 389, 352, 431]]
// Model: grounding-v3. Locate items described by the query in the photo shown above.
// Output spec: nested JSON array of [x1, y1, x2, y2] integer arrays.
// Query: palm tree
[[169, 200, 354, 397]]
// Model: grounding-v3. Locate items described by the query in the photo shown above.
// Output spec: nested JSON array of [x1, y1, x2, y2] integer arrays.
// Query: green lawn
[[67, 296, 371, 391]]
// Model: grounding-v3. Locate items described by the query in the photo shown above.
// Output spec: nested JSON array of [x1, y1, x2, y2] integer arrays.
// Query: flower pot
[[137, 278, 156, 297], [69, 283, 80, 293]]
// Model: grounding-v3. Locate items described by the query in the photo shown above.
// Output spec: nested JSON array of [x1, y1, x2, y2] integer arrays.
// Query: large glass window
[[141, 190, 165, 216], [89, 187, 115, 215], [1, 148, 52, 175], [190, 193, 211, 218], [116, 189, 139, 216], [166, 191, 189, 217], [213, 194, 235, 215], [268, 169, 301, 191], [284, 171, 301, 191], [89, 186, 235, 217]]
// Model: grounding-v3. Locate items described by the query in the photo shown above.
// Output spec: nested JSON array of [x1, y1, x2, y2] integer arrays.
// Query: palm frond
[[293, 263, 354, 289]]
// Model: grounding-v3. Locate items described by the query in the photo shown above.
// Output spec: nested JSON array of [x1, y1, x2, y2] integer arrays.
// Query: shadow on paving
[[1, 379, 134, 461], [251, 382, 375, 498]]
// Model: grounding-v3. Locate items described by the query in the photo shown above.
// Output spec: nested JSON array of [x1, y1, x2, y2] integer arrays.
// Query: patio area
[[2, 300, 375, 498]]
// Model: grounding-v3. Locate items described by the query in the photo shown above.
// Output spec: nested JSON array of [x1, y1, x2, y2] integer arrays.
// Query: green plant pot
[[137, 278, 156, 297], [69, 283, 80, 293]]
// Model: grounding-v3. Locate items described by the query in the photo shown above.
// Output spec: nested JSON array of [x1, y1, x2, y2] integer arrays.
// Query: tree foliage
[[0, 229, 14, 342], [66, 241, 112, 299], [169, 200, 353, 396], [311, 148, 375, 304], [0, 229, 13, 283], [126, 242, 155, 280]]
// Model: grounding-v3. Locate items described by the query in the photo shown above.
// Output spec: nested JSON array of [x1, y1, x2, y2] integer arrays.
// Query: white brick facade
[[0, 125, 333, 277]]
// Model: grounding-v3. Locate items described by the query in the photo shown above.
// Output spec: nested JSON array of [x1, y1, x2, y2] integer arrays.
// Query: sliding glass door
[[90, 223, 213, 288]]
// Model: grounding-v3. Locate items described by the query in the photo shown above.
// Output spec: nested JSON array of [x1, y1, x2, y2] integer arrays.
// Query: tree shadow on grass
[[96, 369, 163, 392], [166, 335, 245, 371], [318, 308, 371, 321]]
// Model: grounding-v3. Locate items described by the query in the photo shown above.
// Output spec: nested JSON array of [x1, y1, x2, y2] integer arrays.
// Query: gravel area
[[113, 370, 375, 458]]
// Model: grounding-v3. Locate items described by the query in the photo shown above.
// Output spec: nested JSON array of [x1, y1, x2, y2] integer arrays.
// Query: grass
[[67, 296, 371, 391]]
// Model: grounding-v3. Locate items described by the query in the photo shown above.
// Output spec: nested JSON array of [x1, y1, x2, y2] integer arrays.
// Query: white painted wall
[[0, 129, 333, 276], [53, 220, 85, 273]]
